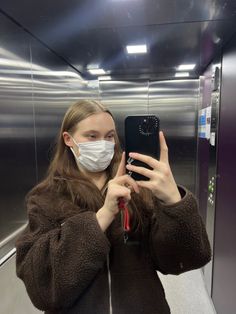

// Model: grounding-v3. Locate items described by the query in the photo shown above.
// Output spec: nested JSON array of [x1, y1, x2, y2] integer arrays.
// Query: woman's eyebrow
[[84, 129, 115, 133], [83, 130, 99, 133]]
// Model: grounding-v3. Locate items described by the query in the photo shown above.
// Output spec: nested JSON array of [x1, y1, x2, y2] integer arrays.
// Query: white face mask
[[70, 138, 115, 172]]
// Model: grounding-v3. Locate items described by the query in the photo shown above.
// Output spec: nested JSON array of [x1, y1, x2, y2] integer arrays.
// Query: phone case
[[125, 115, 160, 181]]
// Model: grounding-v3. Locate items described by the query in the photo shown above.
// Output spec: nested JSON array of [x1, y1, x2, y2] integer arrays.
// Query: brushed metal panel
[[0, 13, 97, 260], [30, 37, 73, 181], [0, 13, 35, 256], [30, 38, 98, 181], [99, 79, 199, 192], [149, 80, 199, 192], [67, 68, 99, 102], [99, 80, 149, 148]]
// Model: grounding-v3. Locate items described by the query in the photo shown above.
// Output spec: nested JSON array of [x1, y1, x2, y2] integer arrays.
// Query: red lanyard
[[118, 198, 130, 232]]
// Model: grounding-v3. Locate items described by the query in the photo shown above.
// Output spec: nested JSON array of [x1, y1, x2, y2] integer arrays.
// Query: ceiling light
[[88, 68, 106, 75], [175, 72, 189, 77], [178, 64, 196, 71], [126, 45, 147, 54], [98, 76, 111, 80]]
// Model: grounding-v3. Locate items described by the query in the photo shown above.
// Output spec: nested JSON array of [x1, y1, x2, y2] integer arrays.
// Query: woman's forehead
[[77, 112, 115, 132]]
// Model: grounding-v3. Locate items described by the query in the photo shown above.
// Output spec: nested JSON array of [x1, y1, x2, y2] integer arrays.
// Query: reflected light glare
[[175, 72, 189, 77], [88, 68, 106, 75], [126, 45, 147, 54], [0, 58, 31, 69], [99, 76, 111, 80], [178, 64, 196, 70]]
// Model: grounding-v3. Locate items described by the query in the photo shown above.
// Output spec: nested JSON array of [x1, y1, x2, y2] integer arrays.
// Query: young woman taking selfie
[[16, 99, 211, 314]]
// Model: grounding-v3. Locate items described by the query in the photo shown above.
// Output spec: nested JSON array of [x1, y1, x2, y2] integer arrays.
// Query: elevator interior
[[0, 1, 236, 313]]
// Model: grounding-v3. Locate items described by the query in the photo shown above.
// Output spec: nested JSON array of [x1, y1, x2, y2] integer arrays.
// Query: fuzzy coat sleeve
[[15, 194, 110, 311], [149, 186, 211, 275]]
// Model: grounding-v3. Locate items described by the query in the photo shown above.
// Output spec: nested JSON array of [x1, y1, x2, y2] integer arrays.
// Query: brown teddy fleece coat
[[16, 185, 211, 314]]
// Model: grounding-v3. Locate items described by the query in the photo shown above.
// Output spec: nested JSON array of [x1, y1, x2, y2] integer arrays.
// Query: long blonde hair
[[30, 99, 153, 230]]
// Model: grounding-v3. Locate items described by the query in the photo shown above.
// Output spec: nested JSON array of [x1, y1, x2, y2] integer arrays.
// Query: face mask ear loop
[[70, 146, 78, 160], [68, 133, 78, 146], [68, 133, 79, 158]]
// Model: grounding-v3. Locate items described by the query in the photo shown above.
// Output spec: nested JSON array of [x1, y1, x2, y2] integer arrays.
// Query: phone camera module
[[139, 117, 156, 136]]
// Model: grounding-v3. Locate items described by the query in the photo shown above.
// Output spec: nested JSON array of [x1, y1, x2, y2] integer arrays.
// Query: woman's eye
[[107, 134, 114, 139], [88, 134, 96, 139]]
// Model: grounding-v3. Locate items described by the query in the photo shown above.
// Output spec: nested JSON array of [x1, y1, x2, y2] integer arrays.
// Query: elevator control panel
[[208, 176, 215, 205]]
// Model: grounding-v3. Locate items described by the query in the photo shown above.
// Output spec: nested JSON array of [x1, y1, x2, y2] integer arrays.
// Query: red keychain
[[118, 198, 130, 241], [118, 157, 133, 241]]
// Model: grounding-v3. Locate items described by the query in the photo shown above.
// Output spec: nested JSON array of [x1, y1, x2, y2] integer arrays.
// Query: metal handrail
[[0, 223, 27, 266]]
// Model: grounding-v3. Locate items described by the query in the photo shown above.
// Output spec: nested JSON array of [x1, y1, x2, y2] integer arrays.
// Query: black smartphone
[[125, 115, 160, 181]]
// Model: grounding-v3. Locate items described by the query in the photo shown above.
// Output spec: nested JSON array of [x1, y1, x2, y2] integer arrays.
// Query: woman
[[16, 99, 211, 314]]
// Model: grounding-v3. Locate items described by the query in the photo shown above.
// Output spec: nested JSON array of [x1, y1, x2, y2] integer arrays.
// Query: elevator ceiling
[[0, 0, 236, 80]]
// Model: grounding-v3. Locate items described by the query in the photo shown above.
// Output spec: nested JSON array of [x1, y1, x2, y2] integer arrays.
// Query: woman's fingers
[[159, 131, 169, 164], [135, 180, 154, 190], [115, 152, 126, 177], [114, 174, 140, 194], [113, 152, 140, 194], [123, 175, 140, 194], [128, 152, 159, 169], [126, 163, 154, 180]]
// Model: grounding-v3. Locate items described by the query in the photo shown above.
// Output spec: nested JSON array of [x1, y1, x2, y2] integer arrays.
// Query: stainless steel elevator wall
[[0, 11, 98, 259], [0, 6, 200, 269], [99, 79, 199, 193]]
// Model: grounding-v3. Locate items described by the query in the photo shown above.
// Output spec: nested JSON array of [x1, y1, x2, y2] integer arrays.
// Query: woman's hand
[[105, 152, 139, 214], [96, 152, 139, 231], [126, 131, 181, 205]]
